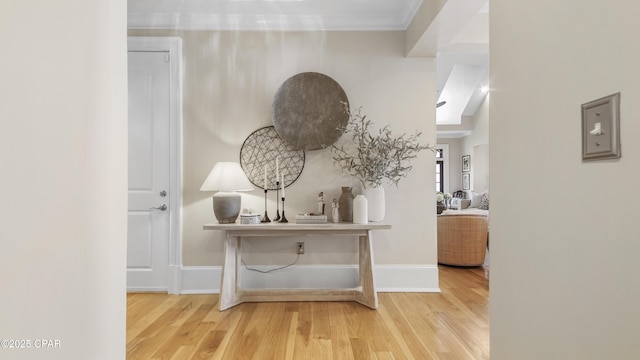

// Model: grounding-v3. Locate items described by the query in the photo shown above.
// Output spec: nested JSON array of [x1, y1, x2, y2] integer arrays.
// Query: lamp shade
[[200, 162, 254, 192], [200, 162, 253, 223]]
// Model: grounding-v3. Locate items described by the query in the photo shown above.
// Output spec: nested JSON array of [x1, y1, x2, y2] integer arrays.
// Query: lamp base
[[212, 192, 241, 223]]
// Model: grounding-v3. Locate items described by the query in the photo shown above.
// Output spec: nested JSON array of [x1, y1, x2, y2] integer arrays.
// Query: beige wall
[[130, 30, 438, 268], [1, 0, 127, 358], [491, 0, 640, 358]]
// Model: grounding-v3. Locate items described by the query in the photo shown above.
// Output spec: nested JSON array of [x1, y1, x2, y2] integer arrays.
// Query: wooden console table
[[203, 223, 391, 311]]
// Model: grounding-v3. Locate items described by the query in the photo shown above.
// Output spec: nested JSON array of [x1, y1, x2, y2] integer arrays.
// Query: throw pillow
[[479, 192, 489, 210], [460, 199, 471, 209], [450, 198, 461, 209], [468, 191, 483, 208]]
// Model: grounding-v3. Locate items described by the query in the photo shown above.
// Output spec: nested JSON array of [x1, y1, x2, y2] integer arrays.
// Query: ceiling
[[128, 0, 489, 135], [128, 0, 424, 30]]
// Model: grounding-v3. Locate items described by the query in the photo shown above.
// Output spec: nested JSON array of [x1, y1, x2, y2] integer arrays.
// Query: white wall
[[462, 94, 490, 192], [0, 1, 127, 359], [437, 94, 489, 194], [491, 1, 640, 359], [130, 30, 439, 289]]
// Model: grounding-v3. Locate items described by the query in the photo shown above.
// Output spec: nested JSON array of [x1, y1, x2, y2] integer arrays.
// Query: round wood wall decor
[[240, 126, 305, 190], [272, 72, 349, 150]]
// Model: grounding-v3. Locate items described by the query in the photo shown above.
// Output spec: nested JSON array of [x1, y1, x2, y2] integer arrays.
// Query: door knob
[[150, 204, 167, 211]]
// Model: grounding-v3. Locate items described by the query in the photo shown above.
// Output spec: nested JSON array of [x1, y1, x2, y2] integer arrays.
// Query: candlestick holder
[[273, 181, 281, 221], [279, 197, 288, 223], [261, 189, 271, 223]]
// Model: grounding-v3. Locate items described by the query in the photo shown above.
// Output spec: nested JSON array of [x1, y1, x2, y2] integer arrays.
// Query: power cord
[[241, 254, 300, 274]]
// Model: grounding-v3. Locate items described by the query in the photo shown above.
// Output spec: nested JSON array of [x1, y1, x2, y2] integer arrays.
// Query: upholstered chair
[[437, 214, 488, 266]]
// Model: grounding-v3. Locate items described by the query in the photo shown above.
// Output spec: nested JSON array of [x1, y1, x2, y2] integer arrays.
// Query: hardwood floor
[[126, 265, 489, 359]]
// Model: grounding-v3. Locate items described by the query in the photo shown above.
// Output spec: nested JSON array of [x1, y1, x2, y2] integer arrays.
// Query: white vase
[[353, 195, 368, 224], [364, 186, 385, 222]]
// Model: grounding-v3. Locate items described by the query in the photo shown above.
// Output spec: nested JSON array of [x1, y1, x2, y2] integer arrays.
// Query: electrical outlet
[[296, 242, 305, 254]]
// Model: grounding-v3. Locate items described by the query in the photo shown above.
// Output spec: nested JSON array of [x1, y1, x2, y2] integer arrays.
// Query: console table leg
[[354, 230, 378, 309], [219, 234, 244, 311]]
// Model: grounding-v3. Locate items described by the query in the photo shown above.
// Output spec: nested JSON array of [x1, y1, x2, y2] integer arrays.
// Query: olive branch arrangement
[[330, 103, 435, 189]]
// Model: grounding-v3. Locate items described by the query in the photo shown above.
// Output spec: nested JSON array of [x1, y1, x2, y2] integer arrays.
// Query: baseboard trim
[[180, 266, 220, 294], [168, 265, 182, 294], [179, 264, 440, 294], [127, 286, 168, 292], [375, 265, 441, 292]]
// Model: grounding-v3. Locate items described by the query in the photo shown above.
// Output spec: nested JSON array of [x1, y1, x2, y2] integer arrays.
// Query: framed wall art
[[462, 155, 470, 172], [462, 173, 470, 190]]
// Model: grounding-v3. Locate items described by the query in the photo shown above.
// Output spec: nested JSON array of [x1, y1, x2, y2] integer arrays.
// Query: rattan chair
[[437, 214, 488, 266]]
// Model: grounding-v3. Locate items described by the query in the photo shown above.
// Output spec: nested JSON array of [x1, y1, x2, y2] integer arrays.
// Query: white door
[[127, 50, 171, 291]]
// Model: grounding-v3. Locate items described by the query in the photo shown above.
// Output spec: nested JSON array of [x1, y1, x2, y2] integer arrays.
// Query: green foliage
[[331, 103, 435, 188]]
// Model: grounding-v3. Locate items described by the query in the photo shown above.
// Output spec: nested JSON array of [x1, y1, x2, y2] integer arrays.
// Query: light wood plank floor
[[127, 265, 489, 360]]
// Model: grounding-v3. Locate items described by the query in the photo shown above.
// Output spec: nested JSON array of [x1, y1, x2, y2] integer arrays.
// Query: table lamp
[[200, 162, 254, 223]]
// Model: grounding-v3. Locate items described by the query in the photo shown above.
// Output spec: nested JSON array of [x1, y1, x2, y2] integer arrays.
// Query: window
[[435, 144, 449, 194]]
